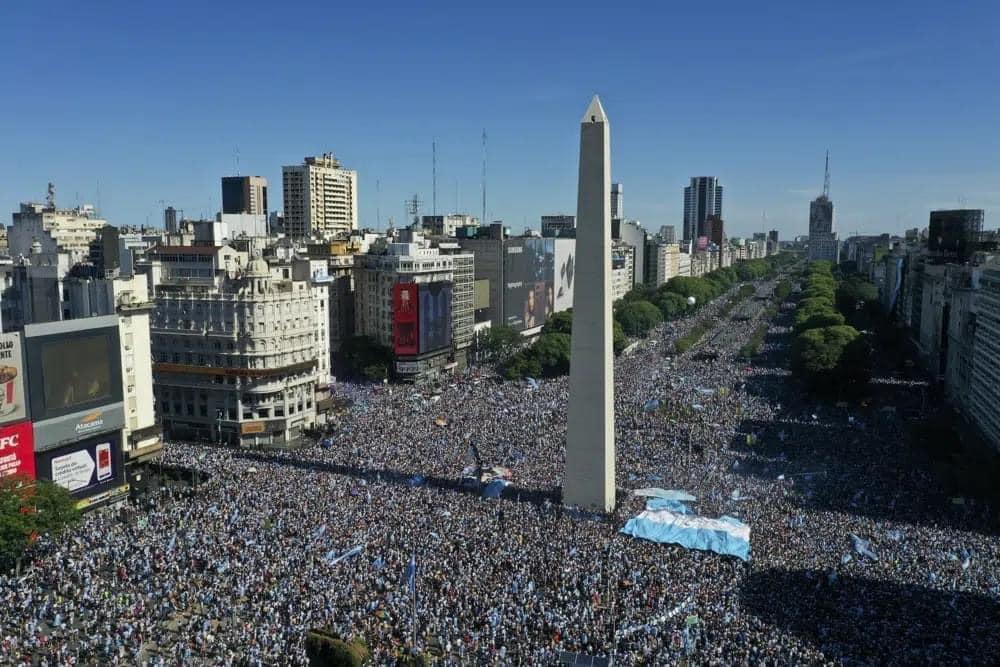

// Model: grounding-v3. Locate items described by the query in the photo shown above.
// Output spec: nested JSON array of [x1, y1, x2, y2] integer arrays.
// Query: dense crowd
[[1, 279, 998, 665]]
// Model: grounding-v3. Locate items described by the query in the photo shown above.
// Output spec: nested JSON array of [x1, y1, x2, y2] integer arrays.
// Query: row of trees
[[790, 261, 879, 394], [500, 255, 795, 378], [1, 475, 80, 573]]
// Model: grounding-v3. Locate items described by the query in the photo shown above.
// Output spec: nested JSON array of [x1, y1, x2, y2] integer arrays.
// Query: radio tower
[[481, 129, 487, 224], [432, 140, 437, 218], [823, 150, 831, 198]]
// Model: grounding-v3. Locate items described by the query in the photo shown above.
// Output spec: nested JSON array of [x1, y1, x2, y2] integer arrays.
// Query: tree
[[479, 325, 522, 361], [773, 280, 792, 302], [661, 276, 714, 307], [615, 300, 663, 337], [836, 277, 879, 319], [793, 310, 845, 334], [542, 311, 573, 336], [532, 332, 572, 377], [613, 320, 627, 355], [790, 325, 860, 388], [621, 285, 655, 303], [340, 336, 394, 381], [1, 475, 80, 573], [654, 292, 688, 321], [836, 334, 873, 389]]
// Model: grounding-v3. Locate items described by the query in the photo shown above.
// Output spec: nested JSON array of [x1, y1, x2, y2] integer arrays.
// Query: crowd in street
[[1, 279, 998, 665]]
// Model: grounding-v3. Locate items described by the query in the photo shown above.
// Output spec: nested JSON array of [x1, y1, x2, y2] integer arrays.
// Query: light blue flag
[[621, 509, 750, 561]]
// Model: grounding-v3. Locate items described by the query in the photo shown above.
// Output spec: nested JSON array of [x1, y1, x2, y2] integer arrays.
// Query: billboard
[[553, 238, 575, 312], [0, 332, 28, 426], [0, 421, 35, 480], [24, 316, 122, 424], [504, 238, 555, 331], [32, 404, 125, 452], [393, 282, 419, 356], [34, 432, 124, 500], [418, 282, 453, 353]]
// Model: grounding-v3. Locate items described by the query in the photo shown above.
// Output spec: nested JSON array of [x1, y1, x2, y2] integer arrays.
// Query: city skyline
[[1, 2, 998, 240]]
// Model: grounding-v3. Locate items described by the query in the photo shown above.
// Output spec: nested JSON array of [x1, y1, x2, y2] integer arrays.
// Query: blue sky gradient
[[1, 1, 997, 240]]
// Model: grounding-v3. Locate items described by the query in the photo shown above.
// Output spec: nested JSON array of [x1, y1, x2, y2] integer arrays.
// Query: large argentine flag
[[621, 509, 750, 561]]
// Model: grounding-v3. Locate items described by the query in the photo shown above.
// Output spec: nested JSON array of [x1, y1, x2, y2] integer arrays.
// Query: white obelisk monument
[[564, 95, 616, 512]]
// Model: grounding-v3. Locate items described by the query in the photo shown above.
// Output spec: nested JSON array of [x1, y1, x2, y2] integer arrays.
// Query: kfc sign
[[0, 421, 35, 480]]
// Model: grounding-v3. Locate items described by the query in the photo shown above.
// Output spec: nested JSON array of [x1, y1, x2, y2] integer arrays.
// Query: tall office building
[[611, 183, 623, 221], [683, 177, 723, 241], [928, 209, 984, 263], [164, 206, 178, 233], [541, 215, 576, 238], [660, 225, 677, 244], [221, 176, 268, 215], [808, 153, 838, 262], [282, 154, 358, 240]]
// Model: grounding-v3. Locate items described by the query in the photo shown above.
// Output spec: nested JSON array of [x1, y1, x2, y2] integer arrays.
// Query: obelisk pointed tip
[[581, 95, 607, 124]]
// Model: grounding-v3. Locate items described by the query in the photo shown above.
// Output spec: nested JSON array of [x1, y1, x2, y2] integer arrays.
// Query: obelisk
[[564, 95, 615, 512]]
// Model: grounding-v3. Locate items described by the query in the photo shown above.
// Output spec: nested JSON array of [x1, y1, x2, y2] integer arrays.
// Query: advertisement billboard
[[393, 282, 419, 356], [34, 432, 124, 500], [0, 332, 28, 426], [503, 238, 554, 331], [32, 404, 125, 452], [0, 421, 35, 480], [553, 238, 575, 313], [24, 316, 122, 424], [418, 282, 453, 353]]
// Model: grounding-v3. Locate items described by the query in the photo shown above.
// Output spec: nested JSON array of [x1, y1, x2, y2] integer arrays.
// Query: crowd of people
[[1, 277, 998, 665]]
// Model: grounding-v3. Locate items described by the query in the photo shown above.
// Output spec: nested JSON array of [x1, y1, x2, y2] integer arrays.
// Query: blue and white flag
[[326, 545, 364, 565], [404, 554, 417, 593], [850, 534, 878, 561], [621, 509, 750, 561]]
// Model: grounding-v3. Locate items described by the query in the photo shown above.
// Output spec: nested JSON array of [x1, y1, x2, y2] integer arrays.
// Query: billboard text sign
[[0, 421, 35, 480], [0, 333, 28, 426]]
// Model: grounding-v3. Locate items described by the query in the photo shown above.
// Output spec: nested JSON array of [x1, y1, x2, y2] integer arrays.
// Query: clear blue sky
[[1, 1, 997, 240]]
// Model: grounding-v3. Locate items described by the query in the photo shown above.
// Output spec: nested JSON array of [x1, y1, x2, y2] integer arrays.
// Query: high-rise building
[[221, 176, 268, 216], [660, 225, 677, 244], [143, 246, 322, 447], [611, 183, 623, 221], [705, 215, 725, 247], [282, 154, 358, 240], [683, 177, 723, 241], [928, 209, 983, 263], [969, 263, 1000, 452], [808, 153, 838, 263], [612, 219, 647, 288], [541, 215, 576, 238], [354, 229, 473, 379], [164, 206, 178, 233], [9, 201, 107, 265]]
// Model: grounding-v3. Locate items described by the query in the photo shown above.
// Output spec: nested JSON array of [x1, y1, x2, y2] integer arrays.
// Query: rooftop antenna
[[376, 178, 382, 231], [823, 150, 831, 198], [96, 180, 102, 216], [234, 147, 241, 176], [432, 139, 437, 218], [481, 129, 487, 223], [45, 182, 56, 208]]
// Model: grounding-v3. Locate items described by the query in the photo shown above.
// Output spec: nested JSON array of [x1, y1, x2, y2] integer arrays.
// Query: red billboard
[[0, 420, 36, 480], [393, 282, 419, 355]]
